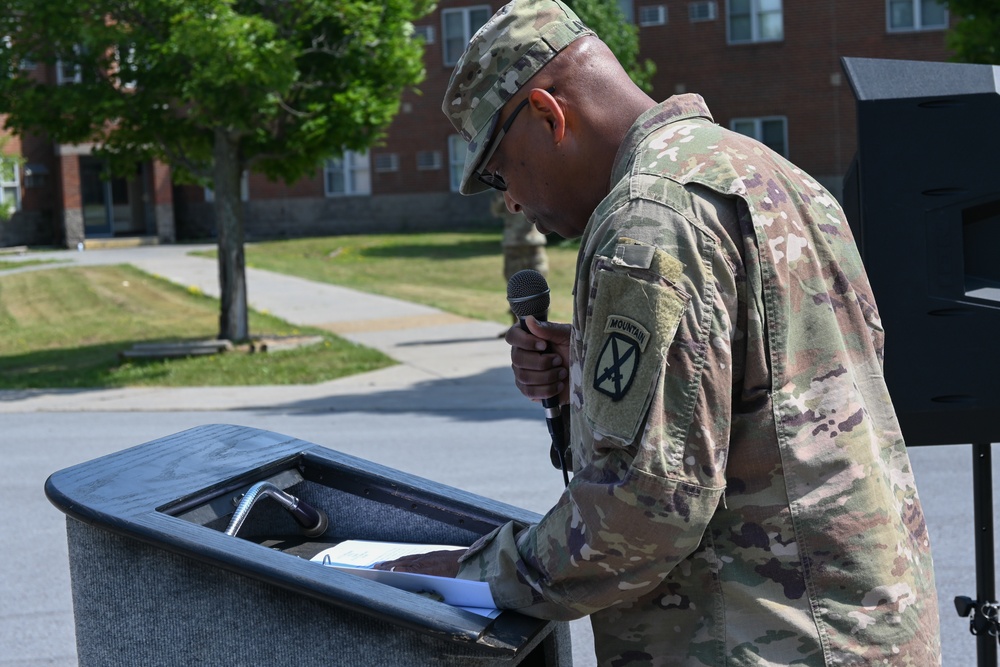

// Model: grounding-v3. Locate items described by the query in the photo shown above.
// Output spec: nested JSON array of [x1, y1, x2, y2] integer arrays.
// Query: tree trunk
[[213, 127, 248, 342], [494, 194, 548, 323]]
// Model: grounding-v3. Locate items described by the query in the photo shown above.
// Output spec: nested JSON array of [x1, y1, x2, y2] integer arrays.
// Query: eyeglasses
[[475, 86, 556, 192]]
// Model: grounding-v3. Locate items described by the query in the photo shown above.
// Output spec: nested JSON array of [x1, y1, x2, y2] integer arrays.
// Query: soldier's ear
[[527, 88, 566, 144]]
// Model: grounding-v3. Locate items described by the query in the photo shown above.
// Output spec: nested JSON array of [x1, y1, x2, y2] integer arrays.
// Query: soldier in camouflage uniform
[[387, 0, 942, 664]]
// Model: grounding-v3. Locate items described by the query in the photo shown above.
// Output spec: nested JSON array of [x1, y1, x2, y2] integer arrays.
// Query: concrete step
[[84, 236, 161, 250]]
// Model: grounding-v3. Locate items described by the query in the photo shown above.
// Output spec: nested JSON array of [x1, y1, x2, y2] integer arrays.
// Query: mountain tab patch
[[593, 316, 650, 401]]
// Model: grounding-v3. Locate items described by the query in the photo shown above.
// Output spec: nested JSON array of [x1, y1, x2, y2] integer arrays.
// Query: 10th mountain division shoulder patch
[[593, 315, 651, 401]]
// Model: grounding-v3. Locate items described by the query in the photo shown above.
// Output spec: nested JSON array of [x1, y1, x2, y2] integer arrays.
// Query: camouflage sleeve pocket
[[583, 242, 688, 445]]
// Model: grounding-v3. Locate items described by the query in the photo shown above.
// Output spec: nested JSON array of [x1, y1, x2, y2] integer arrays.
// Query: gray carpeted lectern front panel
[[67, 519, 568, 666], [47, 424, 573, 666]]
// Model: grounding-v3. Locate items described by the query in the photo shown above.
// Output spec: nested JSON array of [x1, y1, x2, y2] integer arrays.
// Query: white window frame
[[730, 116, 788, 157], [442, 5, 491, 67], [416, 150, 442, 171], [374, 153, 399, 173], [56, 44, 83, 84], [727, 0, 783, 44], [56, 58, 82, 84], [0, 156, 22, 213], [413, 25, 436, 44], [448, 135, 467, 193], [114, 44, 138, 90], [639, 5, 668, 27], [887, 0, 948, 32], [689, 1, 718, 22], [324, 151, 371, 197]]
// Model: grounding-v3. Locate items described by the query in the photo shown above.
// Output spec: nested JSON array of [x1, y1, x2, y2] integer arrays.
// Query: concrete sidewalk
[[0, 243, 522, 414]]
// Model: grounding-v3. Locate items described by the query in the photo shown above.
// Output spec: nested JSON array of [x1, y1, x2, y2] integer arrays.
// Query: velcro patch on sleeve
[[583, 265, 687, 444]]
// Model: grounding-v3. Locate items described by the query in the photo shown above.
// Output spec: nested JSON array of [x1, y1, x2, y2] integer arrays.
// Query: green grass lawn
[[1, 230, 578, 389], [0, 257, 64, 271], [198, 229, 580, 324], [0, 264, 393, 389]]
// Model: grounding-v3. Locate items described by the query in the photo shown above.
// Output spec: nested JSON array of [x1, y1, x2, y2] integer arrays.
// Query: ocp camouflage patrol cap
[[442, 0, 595, 195]]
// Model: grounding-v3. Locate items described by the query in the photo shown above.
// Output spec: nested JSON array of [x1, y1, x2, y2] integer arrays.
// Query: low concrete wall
[[153, 203, 176, 243], [0, 209, 58, 248], [175, 191, 496, 241]]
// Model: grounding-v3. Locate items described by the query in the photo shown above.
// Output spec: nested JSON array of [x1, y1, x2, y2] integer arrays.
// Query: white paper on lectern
[[310, 540, 498, 615], [312, 540, 465, 567]]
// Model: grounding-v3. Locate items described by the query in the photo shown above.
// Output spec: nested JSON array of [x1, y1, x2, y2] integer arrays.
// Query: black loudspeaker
[[842, 57, 1000, 447]]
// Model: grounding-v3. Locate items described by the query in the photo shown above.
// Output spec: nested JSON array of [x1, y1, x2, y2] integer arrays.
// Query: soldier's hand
[[372, 550, 462, 578], [504, 316, 571, 406]]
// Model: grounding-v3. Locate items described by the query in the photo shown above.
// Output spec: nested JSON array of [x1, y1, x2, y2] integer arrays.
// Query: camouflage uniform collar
[[610, 94, 714, 188]]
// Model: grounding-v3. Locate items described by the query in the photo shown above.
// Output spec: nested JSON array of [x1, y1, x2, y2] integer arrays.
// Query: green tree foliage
[[0, 0, 433, 340], [565, 0, 655, 92], [941, 1, 1000, 64]]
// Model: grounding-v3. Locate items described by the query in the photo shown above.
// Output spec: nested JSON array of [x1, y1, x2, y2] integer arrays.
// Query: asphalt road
[[2, 408, 993, 667]]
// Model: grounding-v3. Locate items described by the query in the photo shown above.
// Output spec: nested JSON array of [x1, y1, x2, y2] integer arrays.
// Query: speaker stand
[[956, 442, 998, 667]]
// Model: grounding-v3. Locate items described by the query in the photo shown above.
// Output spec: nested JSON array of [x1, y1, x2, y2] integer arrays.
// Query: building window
[[416, 150, 442, 171], [887, 0, 947, 31], [23, 163, 48, 189], [618, 0, 635, 23], [639, 5, 668, 26], [114, 44, 138, 90], [324, 151, 371, 197], [727, 0, 783, 43], [374, 153, 399, 173], [56, 44, 83, 84], [448, 135, 467, 193], [413, 25, 436, 44], [1, 35, 12, 77], [442, 6, 491, 66], [3, 35, 36, 74], [731, 116, 788, 157], [56, 58, 81, 84], [0, 157, 21, 214], [689, 1, 718, 21]]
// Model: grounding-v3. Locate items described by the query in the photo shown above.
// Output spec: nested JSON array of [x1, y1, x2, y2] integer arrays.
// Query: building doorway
[[80, 156, 150, 238]]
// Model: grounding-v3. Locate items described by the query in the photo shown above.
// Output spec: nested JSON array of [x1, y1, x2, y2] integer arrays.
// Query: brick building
[[0, 129, 176, 249], [1, 0, 954, 248], [0, 52, 177, 249], [634, 0, 953, 197]]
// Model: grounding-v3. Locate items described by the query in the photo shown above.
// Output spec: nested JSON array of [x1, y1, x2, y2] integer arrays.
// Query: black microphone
[[507, 269, 569, 484]]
